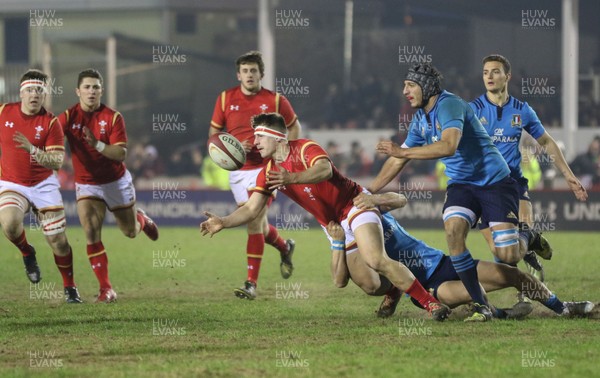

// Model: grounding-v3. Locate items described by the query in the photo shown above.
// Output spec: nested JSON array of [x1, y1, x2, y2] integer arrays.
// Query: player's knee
[[46, 234, 69, 254], [358, 281, 381, 295], [120, 226, 137, 239], [496, 247, 520, 264], [2, 221, 23, 239]]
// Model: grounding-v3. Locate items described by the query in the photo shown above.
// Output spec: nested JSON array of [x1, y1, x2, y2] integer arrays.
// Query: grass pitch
[[0, 226, 598, 377]]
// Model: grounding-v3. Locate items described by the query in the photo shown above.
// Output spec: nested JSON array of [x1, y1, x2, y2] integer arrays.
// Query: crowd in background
[[53, 66, 600, 191]]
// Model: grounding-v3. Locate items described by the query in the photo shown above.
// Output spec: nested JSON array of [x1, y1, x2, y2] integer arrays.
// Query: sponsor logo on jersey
[[5, 121, 14, 128], [260, 104, 269, 112], [230, 105, 239, 111]]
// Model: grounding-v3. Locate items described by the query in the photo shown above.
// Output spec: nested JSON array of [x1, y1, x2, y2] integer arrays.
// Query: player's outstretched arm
[[199, 192, 269, 237], [353, 192, 407, 212], [536, 132, 588, 201], [377, 129, 460, 160], [368, 156, 410, 193], [326, 221, 350, 288]]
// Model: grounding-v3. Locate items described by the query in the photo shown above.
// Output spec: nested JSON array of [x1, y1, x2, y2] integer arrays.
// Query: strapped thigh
[[0, 191, 30, 213], [38, 209, 67, 236]]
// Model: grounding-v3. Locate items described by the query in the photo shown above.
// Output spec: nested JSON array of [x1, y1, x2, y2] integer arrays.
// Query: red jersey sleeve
[[109, 112, 127, 147], [251, 162, 274, 196], [276, 94, 298, 128], [45, 118, 65, 152], [298, 141, 330, 169], [56, 111, 68, 133], [210, 91, 227, 130]]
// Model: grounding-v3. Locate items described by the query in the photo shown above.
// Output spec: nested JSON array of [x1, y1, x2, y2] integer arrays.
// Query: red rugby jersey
[[210, 86, 297, 170], [0, 103, 64, 186], [58, 103, 127, 185], [253, 139, 362, 226]]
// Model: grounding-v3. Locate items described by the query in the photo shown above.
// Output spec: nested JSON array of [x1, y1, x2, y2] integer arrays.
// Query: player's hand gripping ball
[[207, 132, 246, 171]]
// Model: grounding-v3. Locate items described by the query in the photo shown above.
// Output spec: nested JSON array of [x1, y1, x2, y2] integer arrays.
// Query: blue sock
[[494, 256, 517, 267], [450, 250, 487, 306], [542, 294, 565, 314], [519, 223, 532, 247]]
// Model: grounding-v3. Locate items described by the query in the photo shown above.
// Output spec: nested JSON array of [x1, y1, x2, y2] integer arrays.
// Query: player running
[[0, 69, 81, 303], [57, 68, 158, 303], [470, 54, 588, 279], [201, 112, 451, 321], [371, 62, 548, 322]]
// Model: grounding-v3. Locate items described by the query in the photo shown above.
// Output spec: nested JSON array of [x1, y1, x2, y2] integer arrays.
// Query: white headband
[[253, 125, 287, 141], [20, 79, 48, 93]]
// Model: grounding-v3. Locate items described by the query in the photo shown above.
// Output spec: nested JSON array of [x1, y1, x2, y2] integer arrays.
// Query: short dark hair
[[77, 68, 103, 87], [483, 54, 511, 74], [251, 113, 287, 135], [20, 69, 48, 85], [236, 51, 265, 77]]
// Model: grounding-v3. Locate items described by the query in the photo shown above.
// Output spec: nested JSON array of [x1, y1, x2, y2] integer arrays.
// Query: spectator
[[570, 136, 600, 189], [346, 140, 371, 178], [201, 156, 230, 190], [326, 141, 347, 174], [521, 149, 542, 191]]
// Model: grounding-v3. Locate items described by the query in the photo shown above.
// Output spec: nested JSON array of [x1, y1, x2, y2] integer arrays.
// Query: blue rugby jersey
[[404, 90, 510, 186], [470, 94, 545, 179], [381, 212, 444, 283]]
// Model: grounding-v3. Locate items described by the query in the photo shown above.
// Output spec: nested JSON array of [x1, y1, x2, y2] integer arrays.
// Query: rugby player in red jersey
[[58, 69, 158, 303], [210, 51, 301, 299], [0, 69, 81, 303], [201, 113, 451, 321]]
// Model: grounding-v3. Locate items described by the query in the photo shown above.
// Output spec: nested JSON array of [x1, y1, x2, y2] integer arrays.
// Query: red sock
[[265, 224, 287, 253], [10, 231, 33, 257], [54, 248, 75, 287], [405, 279, 438, 311], [246, 234, 265, 285], [87, 241, 111, 289]]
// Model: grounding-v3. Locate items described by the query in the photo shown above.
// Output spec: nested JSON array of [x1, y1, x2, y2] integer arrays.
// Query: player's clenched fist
[[200, 211, 224, 237], [326, 221, 345, 242]]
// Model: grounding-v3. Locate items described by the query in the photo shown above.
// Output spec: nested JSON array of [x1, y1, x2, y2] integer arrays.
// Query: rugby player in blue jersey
[[470, 54, 588, 279], [325, 192, 594, 320], [370, 63, 545, 322]]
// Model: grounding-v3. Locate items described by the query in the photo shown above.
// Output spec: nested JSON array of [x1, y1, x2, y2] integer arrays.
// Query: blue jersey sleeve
[[404, 117, 426, 147], [523, 102, 546, 140], [437, 96, 466, 132]]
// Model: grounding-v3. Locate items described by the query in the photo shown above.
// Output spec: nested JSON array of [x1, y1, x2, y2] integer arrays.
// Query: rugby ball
[[207, 132, 246, 171]]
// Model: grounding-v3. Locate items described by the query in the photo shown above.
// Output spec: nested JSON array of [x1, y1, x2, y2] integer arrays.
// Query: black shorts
[[442, 176, 519, 229], [410, 255, 480, 308]]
